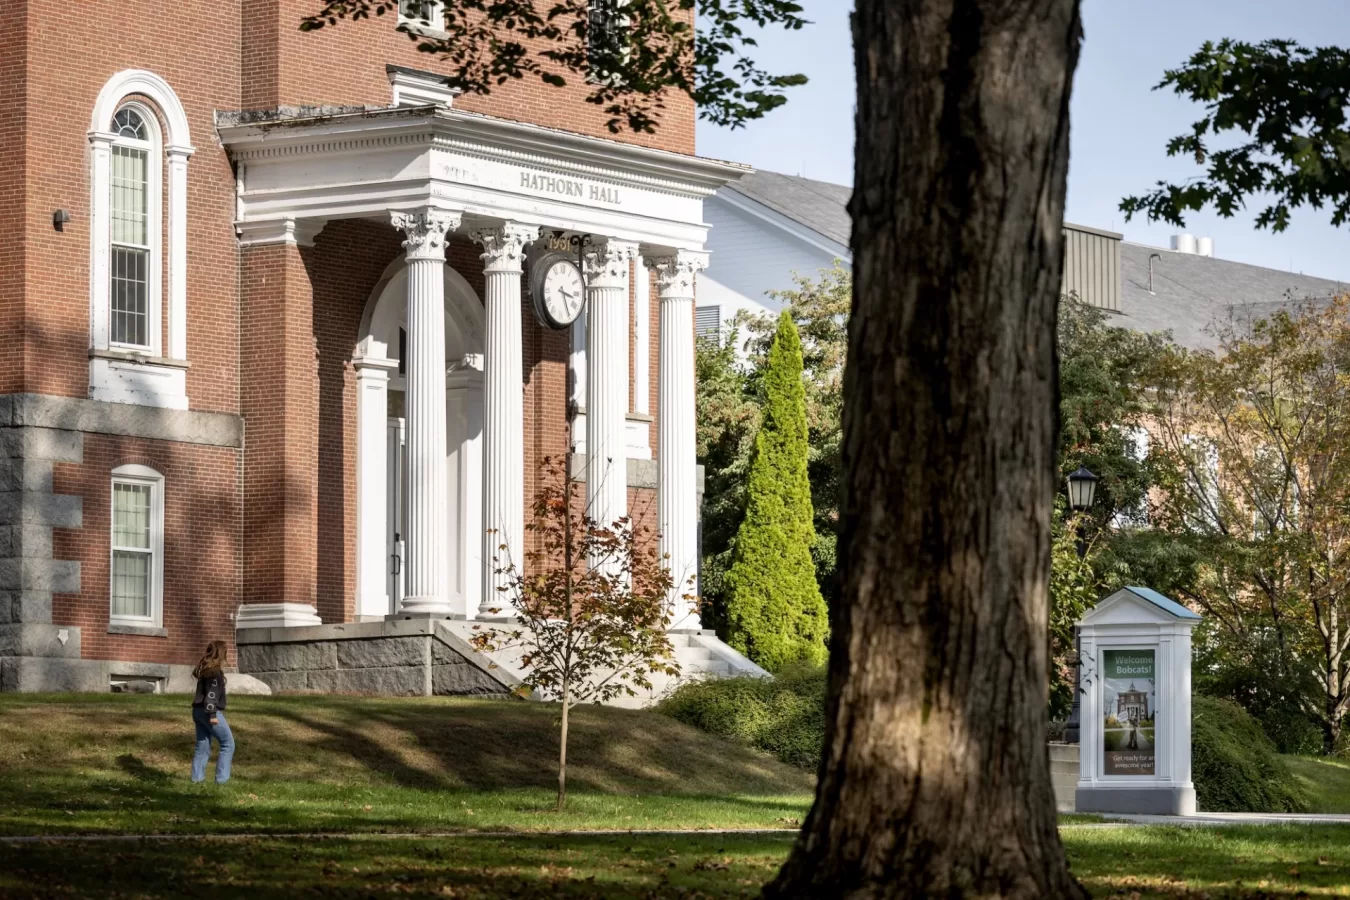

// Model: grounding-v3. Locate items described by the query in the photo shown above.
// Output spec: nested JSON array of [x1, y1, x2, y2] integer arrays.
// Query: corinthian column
[[582, 238, 639, 543], [651, 251, 708, 628], [470, 222, 539, 616], [391, 208, 460, 615]]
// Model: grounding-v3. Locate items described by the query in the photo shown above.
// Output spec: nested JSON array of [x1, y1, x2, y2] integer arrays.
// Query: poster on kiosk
[[1075, 587, 1200, 816]]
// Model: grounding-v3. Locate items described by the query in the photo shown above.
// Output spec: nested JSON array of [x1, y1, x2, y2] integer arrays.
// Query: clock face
[[539, 258, 585, 328]]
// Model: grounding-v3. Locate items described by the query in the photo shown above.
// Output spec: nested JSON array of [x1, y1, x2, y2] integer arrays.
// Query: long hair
[[193, 640, 228, 679]]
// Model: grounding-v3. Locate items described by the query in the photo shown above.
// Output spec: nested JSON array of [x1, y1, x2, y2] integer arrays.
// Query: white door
[[386, 417, 407, 613]]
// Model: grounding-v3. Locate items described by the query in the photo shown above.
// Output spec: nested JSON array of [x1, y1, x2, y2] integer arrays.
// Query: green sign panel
[[1102, 649, 1156, 776]]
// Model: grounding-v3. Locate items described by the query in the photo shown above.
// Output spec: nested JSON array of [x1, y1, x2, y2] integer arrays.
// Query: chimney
[[1170, 234, 1214, 257]]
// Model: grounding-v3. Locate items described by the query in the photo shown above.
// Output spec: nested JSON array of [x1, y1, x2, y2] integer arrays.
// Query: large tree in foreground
[[307, 2, 1087, 894], [766, 2, 1086, 895]]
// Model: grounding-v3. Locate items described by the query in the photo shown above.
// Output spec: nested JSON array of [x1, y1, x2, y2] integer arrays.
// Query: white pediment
[[217, 106, 750, 252], [1079, 587, 1201, 628]]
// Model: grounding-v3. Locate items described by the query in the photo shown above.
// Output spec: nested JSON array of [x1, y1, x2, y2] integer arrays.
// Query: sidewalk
[[1081, 812, 1350, 827]]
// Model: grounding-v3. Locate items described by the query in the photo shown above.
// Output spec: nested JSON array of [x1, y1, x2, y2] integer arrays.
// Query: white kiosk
[[1075, 586, 1200, 816]]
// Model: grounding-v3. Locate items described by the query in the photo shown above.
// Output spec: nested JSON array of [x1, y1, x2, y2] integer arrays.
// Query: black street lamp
[[1064, 465, 1097, 744]]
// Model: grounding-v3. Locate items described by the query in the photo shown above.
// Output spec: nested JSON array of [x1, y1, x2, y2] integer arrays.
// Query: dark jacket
[[192, 671, 227, 716]]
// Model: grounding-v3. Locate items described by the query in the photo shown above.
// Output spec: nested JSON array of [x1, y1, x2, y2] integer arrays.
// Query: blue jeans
[[191, 708, 235, 784]]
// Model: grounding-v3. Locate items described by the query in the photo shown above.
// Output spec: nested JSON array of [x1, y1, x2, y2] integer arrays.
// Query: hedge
[[1191, 695, 1308, 813], [661, 671, 1311, 813], [657, 664, 827, 770]]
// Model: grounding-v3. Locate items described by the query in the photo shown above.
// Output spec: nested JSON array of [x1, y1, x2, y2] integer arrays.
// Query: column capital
[[391, 208, 461, 261], [649, 250, 709, 301], [470, 222, 541, 275], [582, 238, 640, 290]]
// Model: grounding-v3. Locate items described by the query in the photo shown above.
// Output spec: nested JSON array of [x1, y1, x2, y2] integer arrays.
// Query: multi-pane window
[[110, 466, 164, 627], [398, 0, 443, 26], [110, 107, 152, 348], [111, 482, 152, 618], [588, 0, 629, 79]]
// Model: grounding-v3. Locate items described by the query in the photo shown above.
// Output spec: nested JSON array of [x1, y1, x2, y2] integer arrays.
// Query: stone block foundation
[[236, 617, 516, 698]]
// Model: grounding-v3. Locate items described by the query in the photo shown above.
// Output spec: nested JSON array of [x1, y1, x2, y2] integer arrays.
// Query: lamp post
[[1064, 465, 1097, 743]]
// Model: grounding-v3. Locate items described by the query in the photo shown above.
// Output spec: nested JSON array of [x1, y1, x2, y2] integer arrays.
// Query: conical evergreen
[[725, 311, 829, 671]]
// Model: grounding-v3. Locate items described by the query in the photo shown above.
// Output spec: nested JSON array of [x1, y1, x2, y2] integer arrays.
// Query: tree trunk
[[557, 689, 570, 811], [1322, 711, 1339, 757], [764, 1, 1085, 898]]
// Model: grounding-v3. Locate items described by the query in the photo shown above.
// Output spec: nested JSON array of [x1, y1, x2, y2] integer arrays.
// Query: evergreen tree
[[725, 311, 829, 672]]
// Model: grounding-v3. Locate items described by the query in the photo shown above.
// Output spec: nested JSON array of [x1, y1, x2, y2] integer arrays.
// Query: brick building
[[0, 1, 757, 694]]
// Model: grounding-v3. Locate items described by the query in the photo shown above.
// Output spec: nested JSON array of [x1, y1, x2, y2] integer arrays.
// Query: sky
[[695, 0, 1350, 282]]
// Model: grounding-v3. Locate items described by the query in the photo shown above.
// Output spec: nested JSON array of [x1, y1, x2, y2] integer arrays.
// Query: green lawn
[[1283, 754, 1350, 814], [4, 825, 1350, 897], [10, 695, 1350, 897], [0, 693, 814, 835]]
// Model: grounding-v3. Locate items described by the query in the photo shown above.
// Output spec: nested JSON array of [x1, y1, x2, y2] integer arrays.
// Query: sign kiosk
[[1075, 586, 1201, 816]]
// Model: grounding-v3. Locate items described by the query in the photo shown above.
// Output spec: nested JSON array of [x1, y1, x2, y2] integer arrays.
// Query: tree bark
[[557, 688, 570, 811], [764, 1, 1085, 898]]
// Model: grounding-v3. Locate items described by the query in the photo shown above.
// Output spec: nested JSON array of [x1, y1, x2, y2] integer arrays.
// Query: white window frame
[[107, 102, 162, 354], [88, 70, 194, 410], [587, 0, 632, 83], [398, 0, 445, 30], [109, 464, 165, 629]]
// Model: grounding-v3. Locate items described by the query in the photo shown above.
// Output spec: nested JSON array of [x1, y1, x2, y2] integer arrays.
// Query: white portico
[[220, 82, 743, 634]]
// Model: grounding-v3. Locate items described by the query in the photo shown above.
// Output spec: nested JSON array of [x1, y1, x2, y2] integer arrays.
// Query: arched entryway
[[353, 258, 484, 620]]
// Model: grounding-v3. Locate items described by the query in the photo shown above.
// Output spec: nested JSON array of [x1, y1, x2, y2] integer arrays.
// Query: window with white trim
[[398, 0, 444, 28], [109, 465, 165, 627], [109, 106, 157, 349], [588, 0, 631, 81]]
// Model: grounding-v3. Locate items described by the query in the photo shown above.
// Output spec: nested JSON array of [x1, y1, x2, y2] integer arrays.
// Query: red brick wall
[[248, 0, 694, 155], [240, 242, 319, 613], [0, 1, 28, 394], [22, 0, 242, 408], [51, 435, 241, 665]]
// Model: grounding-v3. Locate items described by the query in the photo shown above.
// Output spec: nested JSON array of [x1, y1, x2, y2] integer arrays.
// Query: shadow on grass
[[1063, 823, 1350, 898], [0, 833, 796, 900], [117, 754, 171, 785]]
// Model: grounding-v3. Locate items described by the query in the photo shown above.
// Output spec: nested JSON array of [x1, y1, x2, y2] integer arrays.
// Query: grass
[[4, 825, 1350, 897], [1283, 754, 1350, 814], [0, 693, 813, 836]]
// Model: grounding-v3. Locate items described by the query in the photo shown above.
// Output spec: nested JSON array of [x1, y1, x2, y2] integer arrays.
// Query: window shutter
[[695, 305, 721, 340]]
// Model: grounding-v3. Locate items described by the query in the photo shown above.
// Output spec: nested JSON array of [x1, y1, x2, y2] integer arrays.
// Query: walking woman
[[191, 640, 235, 784]]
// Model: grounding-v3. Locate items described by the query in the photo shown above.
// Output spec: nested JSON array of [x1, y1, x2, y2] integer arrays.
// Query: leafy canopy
[[302, 0, 809, 133], [1121, 39, 1350, 231]]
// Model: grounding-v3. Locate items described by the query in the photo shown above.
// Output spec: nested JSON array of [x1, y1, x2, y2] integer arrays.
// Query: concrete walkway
[[1074, 812, 1350, 827]]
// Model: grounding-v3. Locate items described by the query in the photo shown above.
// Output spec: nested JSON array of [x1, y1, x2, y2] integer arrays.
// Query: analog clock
[[532, 254, 585, 329]]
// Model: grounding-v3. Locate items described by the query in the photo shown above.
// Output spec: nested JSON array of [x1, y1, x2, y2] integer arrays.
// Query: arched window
[[108, 104, 159, 349], [89, 70, 194, 410]]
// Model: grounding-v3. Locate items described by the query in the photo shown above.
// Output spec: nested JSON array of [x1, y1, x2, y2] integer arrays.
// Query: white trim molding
[[218, 105, 750, 253], [89, 70, 195, 410]]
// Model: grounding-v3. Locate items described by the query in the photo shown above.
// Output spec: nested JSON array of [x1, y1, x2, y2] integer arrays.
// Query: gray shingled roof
[[1117, 242, 1348, 349], [726, 170, 853, 248], [725, 170, 1348, 349]]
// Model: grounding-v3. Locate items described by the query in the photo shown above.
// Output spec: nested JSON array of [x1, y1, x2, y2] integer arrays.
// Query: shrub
[[663, 674, 1309, 814], [1192, 695, 1308, 812], [658, 664, 827, 770], [724, 311, 830, 672]]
